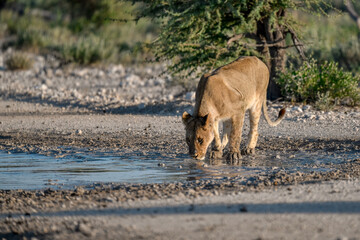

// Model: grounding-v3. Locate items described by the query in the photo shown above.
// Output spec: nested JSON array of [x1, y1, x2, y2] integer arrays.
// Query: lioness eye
[[197, 138, 203, 144]]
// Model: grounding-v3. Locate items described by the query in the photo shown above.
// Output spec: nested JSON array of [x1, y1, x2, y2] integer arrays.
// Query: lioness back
[[213, 56, 269, 97], [194, 56, 269, 116]]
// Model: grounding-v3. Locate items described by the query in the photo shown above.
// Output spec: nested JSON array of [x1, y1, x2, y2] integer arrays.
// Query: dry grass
[[5, 52, 33, 71]]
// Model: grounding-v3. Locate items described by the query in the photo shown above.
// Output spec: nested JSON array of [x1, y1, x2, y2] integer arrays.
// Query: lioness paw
[[226, 151, 241, 165], [241, 148, 256, 155], [210, 149, 223, 159]]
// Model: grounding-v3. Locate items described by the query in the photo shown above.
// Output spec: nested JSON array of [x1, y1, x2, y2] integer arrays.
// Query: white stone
[[108, 64, 125, 75], [291, 106, 303, 113], [167, 94, 174, 101], [302, 105, 312, 111], [40, 84, 48, 91], [316, 115, 325, 120], [185, 91, 196, 101]]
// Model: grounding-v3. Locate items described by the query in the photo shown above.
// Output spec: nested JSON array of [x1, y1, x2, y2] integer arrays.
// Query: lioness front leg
[[210, 119, 223, 159], [226, 114, 244, 164]]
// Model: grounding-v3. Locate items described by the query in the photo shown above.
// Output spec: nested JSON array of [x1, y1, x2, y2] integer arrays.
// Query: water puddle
[[0, 148, 359, 190]]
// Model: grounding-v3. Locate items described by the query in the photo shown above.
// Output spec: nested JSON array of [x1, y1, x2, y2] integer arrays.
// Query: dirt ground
[[0, 98, 360, 240]]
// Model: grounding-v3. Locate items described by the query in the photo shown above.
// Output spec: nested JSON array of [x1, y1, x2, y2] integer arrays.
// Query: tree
[[345, 0, 360, 32], [131, 0, 331, 99]]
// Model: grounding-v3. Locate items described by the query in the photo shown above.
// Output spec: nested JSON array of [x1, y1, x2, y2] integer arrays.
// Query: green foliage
[[4, 0, 120, 32], [277, 59, 360, 107], [132, 0, 334, 78], [0, 1, 158, 65], [330, 38, 360, 73], [5, 52, 34, 71], [293, 10, 360, 74], [60, 35, 114, 65]]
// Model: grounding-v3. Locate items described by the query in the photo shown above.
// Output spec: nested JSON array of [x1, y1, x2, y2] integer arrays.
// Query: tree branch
[[229, 37, 286, 48], [287, 27, 307, 61], [227, 33, 259, 45], [345, 0, 360, 30]]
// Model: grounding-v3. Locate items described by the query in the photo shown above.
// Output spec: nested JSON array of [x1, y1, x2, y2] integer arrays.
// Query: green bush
[[329, 38, 360, 73], [277, 59, 360, 108], [0, 2, 158, 65], [5, 52, 33, 71], [15, 29, 46, 51], [60, 36, 114, 65], [288, 11, 360, 75]]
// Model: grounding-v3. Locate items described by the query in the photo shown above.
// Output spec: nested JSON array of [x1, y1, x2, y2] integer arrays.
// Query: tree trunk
[[256, 13, 286, 100], [345, 0, 360, 30], [268, 29, 286, 100], [345, 0, 360, 39]]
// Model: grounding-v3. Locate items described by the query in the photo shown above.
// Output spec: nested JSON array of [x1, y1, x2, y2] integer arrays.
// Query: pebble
[[304, 114, 316, 120], [291, 106, 303, 113], [76, 222, 93, 237], [75, 187, 85, 195], [185, 92, 196, 101], [302, 105, 311, 111], [75, 129, 83, 135]]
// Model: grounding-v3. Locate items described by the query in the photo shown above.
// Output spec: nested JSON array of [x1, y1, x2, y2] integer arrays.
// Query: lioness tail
[[262, 99, 286, 127]]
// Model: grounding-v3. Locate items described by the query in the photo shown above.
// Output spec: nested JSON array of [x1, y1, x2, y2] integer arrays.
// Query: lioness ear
[[182, 111, 192, 125], [200, 114, 211, 127]]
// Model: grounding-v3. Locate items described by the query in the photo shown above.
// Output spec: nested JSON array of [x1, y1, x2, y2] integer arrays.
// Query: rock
[[291, 106, 303, 113], [96, 70, 105, 78], [75, 129, 83, 135], [185, 92, 196, 101], [125, 74, 142, 85], [40, 84, 48, 91], [137, 103, 146, 110], [76, 222, 93, 237], [302, 105, 311, 111], [154, 78, 165, 86], [108, 64, 125, 75], [75, 186, 85, 195], [45, 69, 53, 78], [316, 115, 325, 120], [54, 69, 63, 77], [304, 114, 316, 120], [167, 94, 174, 101], [74, 69, 89, 77], [103, 197, 115, 202]]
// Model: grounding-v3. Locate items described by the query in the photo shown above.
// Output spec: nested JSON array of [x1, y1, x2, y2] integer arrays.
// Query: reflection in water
[[0, 148, 359, 190]]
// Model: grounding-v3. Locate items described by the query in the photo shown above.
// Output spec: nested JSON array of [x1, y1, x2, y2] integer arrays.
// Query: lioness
[[182, 56, 285, 161]]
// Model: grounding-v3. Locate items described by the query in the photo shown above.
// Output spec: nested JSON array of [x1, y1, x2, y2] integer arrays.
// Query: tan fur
[[182, 56, 286, 161]]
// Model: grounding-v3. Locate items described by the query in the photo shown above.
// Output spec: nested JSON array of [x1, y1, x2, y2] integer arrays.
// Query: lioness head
[[182, 111, 214, 160]]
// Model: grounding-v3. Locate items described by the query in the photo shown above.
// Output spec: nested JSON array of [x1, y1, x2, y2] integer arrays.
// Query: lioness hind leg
[[210, 119, 223, 159], [242, 102, 261, 155]]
